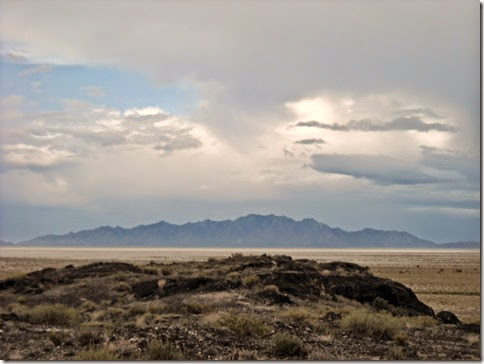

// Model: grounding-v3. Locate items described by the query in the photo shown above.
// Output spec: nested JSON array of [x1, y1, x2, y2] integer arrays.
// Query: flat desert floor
[[0, 247, 480, 323]]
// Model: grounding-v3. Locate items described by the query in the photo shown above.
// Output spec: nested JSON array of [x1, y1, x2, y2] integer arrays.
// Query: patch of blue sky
[[0, 60, 196, 115]]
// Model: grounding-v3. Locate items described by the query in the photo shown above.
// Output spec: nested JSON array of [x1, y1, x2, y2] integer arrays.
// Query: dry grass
[[146, 340, 183, 360], [76, 346, 117, 360], [27, 304, 80, 326], [272, 333, 307, 358], [216, 313, 270, 336], [340, 308, 401, 339]]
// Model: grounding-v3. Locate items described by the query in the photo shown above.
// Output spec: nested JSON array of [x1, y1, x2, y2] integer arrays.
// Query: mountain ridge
[[11, 213, 478, 249]]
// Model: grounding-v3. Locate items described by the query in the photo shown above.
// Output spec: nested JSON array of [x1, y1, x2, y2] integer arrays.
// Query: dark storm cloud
[[419, 146, 479, 183], [310, 153, 442, 185], [296, 117, 455, 133], [294, 138, 326, 145]]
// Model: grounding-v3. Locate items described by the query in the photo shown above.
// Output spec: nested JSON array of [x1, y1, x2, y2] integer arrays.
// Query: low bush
[[147, 340, 183, 360], [49, 330, 70, 346], [272, 333, 307, 358], [28, 304, 80, 326], [78, 330, 103, 347], [393, 332, 409, 345], [340, 308, 401, 339], [217, 313, 270, 337], [387, 346, 405, 360], [241, 274, 260, 288], [76, 347, 117, 360]]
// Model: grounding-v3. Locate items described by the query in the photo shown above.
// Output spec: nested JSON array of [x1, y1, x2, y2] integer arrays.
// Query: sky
[[0, 0, 480, 243]]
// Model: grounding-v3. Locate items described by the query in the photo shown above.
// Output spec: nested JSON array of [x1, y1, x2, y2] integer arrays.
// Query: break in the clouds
[[0, 0, 479, 243], [296, 116, 455, 133]]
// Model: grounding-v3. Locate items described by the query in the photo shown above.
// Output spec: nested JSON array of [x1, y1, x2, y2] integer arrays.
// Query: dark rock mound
[[436, 311, 461, 325], [320, 274, 434, 316], [255, 287, 293, 305], [318, 261, 369, 273], [260, 270, 323, 299], [0, 262, 143, 294], [459, 323, 480, 334], [132, 279, 160, 299]]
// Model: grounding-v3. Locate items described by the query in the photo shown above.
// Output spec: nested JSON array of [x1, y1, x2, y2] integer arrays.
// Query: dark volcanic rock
[[320, 274, 434, 316], [436, 311, 461, 325], [0, 262, 144, 294], [132, 279, 160, 299], [255, 288, 293, 305]]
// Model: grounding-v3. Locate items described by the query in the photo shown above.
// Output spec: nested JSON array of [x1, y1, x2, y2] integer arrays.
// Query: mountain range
[[11, 214, 479, 249]]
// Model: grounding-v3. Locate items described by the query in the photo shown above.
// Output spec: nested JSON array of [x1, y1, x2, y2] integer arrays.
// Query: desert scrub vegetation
[[78, 329, 104, 346], [404, 315, 438, 328], [216, 313, 270, 337], [147, 340, 183, 360], [272, 333, 307, 358], [80, 299, 97, 312], [340, 308, 401, 339], [48, 330, 70, 346], [76, 346, 117, 360], [27, 304, 80, 326], [241, 274, 260, 288], [393, 332, 409, 345]]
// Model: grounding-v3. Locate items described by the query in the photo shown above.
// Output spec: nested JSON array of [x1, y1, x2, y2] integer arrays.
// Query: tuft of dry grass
[[272, 333, 307, 358], [146, 340, 183, 360], [76, 346, 117, 360], [241, 274, 260, 288], [28, 304, 80, 326], [340, 308, 401, 339], [48, 330, 70, 346], [216, 313, 270, 337]]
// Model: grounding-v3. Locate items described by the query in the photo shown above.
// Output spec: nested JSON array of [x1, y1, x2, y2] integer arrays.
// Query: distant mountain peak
[[16, 213, 446, 249]]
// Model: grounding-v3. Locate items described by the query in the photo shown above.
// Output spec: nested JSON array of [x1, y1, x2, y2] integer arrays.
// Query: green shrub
[[76, 347, 117, 360], [272, 333, 307, 358], [217, 313, 270, 337], [340, 308, 401, 339], [28, 304, 80, 326], [147, 340, 183, 360]]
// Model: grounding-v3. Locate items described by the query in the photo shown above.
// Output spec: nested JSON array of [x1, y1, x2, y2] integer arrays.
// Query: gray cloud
[[419, 146, 479, 184], [310, 153, 442, 185], [294, 138, 325, 145], [296, 116, 455, 133], [395, 108, 444, 119]]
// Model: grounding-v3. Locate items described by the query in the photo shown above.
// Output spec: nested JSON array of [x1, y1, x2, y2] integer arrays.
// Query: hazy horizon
[[0, 0, 479, 243]]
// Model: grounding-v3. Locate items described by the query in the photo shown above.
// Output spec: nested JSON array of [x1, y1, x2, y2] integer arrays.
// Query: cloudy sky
[[0, 0, 479, 243]]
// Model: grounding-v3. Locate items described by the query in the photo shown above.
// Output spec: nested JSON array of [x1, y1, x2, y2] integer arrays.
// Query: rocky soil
[[0, 254, 480, 360]]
